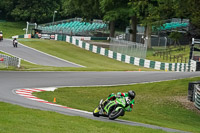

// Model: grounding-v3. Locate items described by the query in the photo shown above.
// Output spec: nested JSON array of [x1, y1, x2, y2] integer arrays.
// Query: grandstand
[[123, 18, 190, 47], [37, 18, 108, 36], [153, 18, 189, 32]]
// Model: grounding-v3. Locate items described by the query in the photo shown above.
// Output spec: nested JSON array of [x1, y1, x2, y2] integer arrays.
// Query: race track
[[0, 71, 199, 133], [0, 40, 199, 132]]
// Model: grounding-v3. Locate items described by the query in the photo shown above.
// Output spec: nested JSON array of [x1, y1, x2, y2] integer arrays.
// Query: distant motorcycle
[[0, 31, 3, 41], [93, 96, 130, 120], [13, 39, 18, 48]]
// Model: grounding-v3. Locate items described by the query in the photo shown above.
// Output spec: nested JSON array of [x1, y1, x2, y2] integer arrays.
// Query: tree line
[[0, 0, 200, 43]]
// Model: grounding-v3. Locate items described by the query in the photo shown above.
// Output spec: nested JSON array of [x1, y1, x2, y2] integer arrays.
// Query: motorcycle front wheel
[[109, 108, 124, 120]]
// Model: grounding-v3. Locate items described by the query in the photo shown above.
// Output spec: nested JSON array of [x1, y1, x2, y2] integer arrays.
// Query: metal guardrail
[[194, 84, 200, 110], [188, 81, 200, 110], [0, 54, 21, 68]]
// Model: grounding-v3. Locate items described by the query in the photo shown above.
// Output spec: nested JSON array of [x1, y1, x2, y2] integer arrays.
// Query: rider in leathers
[[102, 90, 136, 112]]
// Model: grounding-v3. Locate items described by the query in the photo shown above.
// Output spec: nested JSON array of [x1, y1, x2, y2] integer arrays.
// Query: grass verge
[[34, 77, 200, 133], [146, 46, 190, 63], [9, 38, 153, 71], [0, 102, 166, 133], [0, 22, 26, 38]]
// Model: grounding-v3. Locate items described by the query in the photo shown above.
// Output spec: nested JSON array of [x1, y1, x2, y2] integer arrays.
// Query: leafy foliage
[[62, 0, 102, 21], [0, 0, 200, 36]]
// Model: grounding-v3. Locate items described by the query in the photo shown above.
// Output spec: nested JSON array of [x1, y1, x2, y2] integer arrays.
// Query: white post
[[35, 23, 37, 29], [52, 11, 57, 25], [17, 58, 21, 68], [26, 22, 29, 34], [164, 37, 167, 49], [192, 38, 194, 45]]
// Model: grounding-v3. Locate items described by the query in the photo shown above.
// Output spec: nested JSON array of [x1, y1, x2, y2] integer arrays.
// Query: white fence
[[0, 54, 21, 68], [110, 37, 147, 59]]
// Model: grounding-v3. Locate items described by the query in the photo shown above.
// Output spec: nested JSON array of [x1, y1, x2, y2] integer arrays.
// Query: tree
[[10, 0, 61, 23], [189, 0, 200, 29], [169, 31, 182, 47], [127, 1, 138, 42], [172, 0, 200, 37], [100, 0, 130, 37], [62, 0, 102, 21], [130, 0, 160, 48], [0, 0, 17, 20]]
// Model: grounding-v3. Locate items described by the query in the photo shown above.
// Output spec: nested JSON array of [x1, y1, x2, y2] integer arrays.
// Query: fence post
[[174, 55, 175, 62], [163, 52, 165, 60], [166, 52, 168, 60], [17, 58, 21, 68], [6, 56, 8, 68], [181, 56, 183, 63], [0, 57, 4, 68]]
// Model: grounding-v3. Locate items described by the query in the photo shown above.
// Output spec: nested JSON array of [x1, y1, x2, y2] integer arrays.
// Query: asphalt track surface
[[1, 40, 200, 132], [0, 39, 83, 67]]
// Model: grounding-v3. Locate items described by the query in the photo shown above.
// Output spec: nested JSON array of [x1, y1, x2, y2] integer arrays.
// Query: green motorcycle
[[93, 97, 129, 120]]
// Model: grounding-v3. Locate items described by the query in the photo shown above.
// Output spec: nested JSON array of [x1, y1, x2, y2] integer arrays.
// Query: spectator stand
[[124, 18, 190, 48], [37, 18, 108, 37]]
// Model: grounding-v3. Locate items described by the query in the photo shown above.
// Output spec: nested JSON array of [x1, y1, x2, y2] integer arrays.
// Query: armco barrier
[[188, 82, 198, 101], [194, 84, 200, 110], [12, 34, 31, 39], [0, 53, 21, 68], [188, 81, 200, 110], [60, 35, 193, 72]]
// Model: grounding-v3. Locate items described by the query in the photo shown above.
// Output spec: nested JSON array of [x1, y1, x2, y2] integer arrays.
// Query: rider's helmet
[[128, 90, 136, 100]]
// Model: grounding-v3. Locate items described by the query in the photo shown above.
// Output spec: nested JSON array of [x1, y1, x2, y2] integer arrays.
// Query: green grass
[[0, 102, 166, 133], [0, 21, 191, 64], [0, 51, 9, 55], [33, 77, 200, 133], [10, 38, 153, 71], [0, 22, 26, 38]]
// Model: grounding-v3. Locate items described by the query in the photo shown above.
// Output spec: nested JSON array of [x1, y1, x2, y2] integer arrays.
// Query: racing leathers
[[102, 92, 135, 112]]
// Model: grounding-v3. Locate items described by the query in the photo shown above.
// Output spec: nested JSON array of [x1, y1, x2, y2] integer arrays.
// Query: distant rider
[[102, 90, 136, 112], [13, 38, 18, 48]]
